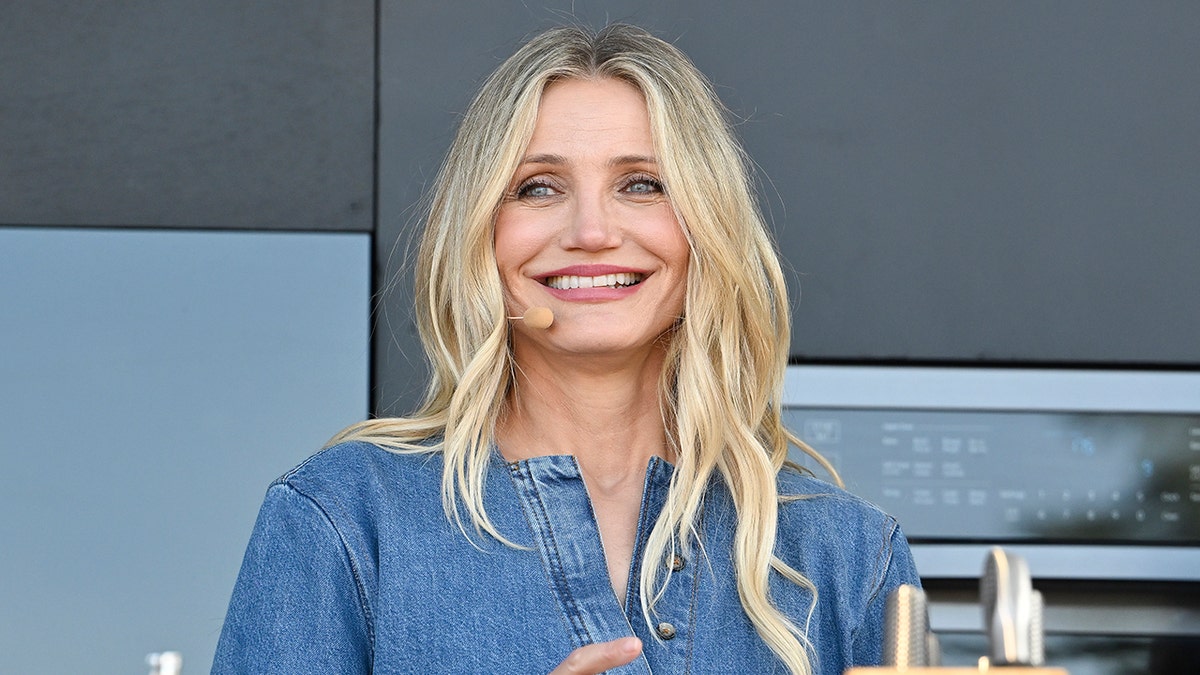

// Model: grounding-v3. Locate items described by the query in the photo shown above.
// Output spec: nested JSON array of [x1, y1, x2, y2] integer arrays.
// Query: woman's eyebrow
[[519, 153, 567, 166], [517, 154, 658, 167], [609, 154, 657, 168]]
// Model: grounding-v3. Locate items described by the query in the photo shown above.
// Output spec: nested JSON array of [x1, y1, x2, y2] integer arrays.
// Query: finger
[[549, 637, 643, 675]]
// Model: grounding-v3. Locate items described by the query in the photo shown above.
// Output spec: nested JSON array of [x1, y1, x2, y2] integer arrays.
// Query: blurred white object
[[883, 584, 932, 667], [1029, 589, 1045, 666], [981, 547, 1036, 665], [146, 651, 183, 675]]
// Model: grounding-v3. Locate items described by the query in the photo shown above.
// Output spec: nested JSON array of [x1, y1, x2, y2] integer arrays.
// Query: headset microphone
[[507, 306, 554, 329]]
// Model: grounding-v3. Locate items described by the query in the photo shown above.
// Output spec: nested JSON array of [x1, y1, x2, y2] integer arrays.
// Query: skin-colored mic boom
[[507, 306, 554, 329]]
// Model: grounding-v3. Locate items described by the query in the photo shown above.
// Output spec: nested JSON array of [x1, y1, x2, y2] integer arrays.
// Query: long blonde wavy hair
[[330, 23, 837, 675]]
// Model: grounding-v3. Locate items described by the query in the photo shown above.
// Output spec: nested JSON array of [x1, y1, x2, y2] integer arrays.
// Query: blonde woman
[[214, 24, 919, 675]]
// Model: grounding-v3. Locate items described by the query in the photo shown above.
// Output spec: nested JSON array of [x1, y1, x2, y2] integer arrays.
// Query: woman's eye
[[624, 176, 664, 195], [515, 180, 559, 199]]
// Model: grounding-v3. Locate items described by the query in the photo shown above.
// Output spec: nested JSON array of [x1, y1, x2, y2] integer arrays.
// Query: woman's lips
[[535, 265, 648, 301], [543, 271, 643, 290]]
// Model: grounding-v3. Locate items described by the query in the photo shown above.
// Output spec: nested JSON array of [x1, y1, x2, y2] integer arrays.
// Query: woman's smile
[[493, 77, 689, 357]]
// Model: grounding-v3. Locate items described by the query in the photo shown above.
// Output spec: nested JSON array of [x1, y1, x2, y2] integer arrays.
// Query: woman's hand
[[549, 637, 642, 674]]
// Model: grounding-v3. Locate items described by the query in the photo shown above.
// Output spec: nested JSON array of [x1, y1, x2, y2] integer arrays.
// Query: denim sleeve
[[212, 483, 372, 674], [851, 520, 922, 666]]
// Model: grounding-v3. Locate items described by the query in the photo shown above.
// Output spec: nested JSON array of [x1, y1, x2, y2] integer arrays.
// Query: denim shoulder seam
[[275, 479, 378, 658], [848, 515, 899, 649], [273, 441, 361, 486]]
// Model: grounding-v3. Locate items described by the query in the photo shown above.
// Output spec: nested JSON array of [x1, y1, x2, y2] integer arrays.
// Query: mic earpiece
[[507, 306, 554, 329]]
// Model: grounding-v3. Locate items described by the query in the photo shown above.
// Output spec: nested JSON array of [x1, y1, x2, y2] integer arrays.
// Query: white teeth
[[545, 272, 643, 290]]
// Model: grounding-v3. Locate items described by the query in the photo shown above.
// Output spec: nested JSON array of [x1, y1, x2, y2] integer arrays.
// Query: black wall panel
[[0, 1, 374, 231], [376, 1, 1200, 416]]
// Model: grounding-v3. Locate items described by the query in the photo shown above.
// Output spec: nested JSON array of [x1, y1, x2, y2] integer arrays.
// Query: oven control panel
[[786, 408, 1199, 544]]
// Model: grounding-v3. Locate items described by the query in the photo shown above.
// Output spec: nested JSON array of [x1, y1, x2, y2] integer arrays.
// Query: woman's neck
[[495, 348, 671, 608], [496, 347, 671, 495]]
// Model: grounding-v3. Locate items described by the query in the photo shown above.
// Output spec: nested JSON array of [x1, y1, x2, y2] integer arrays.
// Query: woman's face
[[494, 77, 689, 363]]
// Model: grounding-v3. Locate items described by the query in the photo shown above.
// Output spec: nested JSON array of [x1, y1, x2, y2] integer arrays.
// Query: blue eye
[[515, 179, 559, 199], [625, 176, 664, 194]]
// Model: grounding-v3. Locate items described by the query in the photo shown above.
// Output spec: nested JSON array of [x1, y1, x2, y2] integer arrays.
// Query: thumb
[[549, 637, 643, 674]]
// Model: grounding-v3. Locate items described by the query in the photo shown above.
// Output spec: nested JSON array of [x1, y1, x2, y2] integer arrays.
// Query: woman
[[213, 24, 919, 675]]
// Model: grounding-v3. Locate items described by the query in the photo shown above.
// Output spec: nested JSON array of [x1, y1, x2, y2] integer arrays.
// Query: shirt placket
[[507, 455, 654, 674], [625, 458, 700, 675]]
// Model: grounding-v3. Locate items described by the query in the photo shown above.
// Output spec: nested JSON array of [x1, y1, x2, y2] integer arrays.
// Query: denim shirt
[[212, 441, 920, 674]]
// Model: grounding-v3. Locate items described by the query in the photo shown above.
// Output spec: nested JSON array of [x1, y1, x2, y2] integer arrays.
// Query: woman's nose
[[560, 192, 621, 251]]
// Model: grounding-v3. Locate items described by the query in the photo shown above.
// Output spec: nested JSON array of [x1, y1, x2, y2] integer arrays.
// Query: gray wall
[[0, 228, 370, 675], [1, 2, 374, 673], [376, 1, 1200, 415]]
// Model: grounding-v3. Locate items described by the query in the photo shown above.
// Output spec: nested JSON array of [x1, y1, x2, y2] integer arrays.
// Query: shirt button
[[667, 554, 686, 571], [655, 622, 677, 640]]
